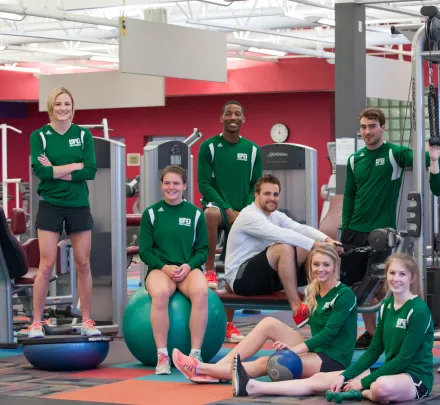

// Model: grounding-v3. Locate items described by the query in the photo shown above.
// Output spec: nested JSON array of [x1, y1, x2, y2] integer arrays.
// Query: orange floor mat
[[47, 379, 232, 405]]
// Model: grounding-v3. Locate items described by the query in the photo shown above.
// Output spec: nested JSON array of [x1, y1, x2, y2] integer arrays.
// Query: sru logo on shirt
[[237, 153, 248, 161], [323, 302, 332, 309], [396, 318, 407, 329], [375, 158, 385, 166], [69, 138, 82, 147], [179, 218, 191, 227]]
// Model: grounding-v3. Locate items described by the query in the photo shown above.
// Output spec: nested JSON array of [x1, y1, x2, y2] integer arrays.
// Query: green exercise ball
[[123, 288, 227, 366]]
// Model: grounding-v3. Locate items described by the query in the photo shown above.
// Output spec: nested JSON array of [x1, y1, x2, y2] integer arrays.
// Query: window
[[366, 89, 431, 145]]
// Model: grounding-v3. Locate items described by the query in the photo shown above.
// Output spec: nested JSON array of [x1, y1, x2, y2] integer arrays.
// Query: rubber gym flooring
[[1, 261, 440, 405]]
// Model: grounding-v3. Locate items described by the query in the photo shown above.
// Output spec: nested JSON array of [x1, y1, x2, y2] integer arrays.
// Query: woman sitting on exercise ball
[[232, 253, 433, 403], [139, 165, 210, 375], [173, 244, 358, 383], [28, 86, 100, 338]]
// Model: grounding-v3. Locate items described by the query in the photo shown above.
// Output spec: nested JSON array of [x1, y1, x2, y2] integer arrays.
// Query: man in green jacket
[[197, 100, 262, 342]]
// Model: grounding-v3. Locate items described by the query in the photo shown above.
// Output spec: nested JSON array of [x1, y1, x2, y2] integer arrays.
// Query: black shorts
[[339, 229, 391, 286], [232, 246, 308, 295], [36, 200, 93, 235], [317, 352, 344, 373], [404, 373, 430, 400]]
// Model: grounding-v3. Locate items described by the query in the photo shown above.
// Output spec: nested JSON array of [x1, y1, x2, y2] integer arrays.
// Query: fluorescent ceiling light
[[248, 47, 286, 56], [98, 25, 117, 31], [0, 11, 25, 21], [317, 18, 335, 26], [0, 46, 6, 51], [0, 65, 40, 73], [200, 0, 232, 5], [90, 55, 118, 63], [56, 65, 89, 71], [29, 48, 91, 57]]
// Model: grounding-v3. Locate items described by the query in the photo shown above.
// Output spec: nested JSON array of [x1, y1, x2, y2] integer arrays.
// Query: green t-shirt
[[342, 142, 430, 232], [139, 199, 209, 272], [342, 296, 434, 390], [304, 283, 357, 369], [430, 172, 440, 196], [197, 134, 262, 211], [30, 124, 97, 207]]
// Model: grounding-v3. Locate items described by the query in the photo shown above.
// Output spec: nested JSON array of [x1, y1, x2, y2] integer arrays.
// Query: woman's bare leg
[[247, 371, 342, 397], [217, 317, 304, 365], [363, 374, 417, 404]]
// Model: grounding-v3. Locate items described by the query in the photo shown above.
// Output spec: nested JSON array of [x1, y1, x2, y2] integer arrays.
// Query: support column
[[335, 2, 366, 193]]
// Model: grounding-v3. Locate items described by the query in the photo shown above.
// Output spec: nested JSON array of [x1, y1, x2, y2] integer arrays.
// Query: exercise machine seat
[[14, 268, 40, 286], [10, 208, 27, 235], [22, 239, 40, 269], [127, 214, 141, 227], [127, 245, 139, 255], [216, 290, 304, 302], [0, 208, 28, 279]]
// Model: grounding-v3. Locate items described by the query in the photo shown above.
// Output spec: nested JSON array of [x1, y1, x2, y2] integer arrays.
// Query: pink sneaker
[[293, 302, 309, 328], [155, 353, 171, 375], [226, 322, 245, 343], [172, 349, 219, 383]]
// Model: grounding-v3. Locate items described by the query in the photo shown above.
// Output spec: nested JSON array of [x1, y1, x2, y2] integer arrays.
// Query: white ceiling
[[0, 0, 431, 74]]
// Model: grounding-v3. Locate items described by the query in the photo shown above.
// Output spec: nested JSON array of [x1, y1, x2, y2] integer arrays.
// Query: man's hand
[[429, 144, 440, 162], [226, 209, 239, 225], [312, 240, 330, 250], [172, 264, 191, 283], [325, 237, 344, 255], [38, 155, 52, 167]]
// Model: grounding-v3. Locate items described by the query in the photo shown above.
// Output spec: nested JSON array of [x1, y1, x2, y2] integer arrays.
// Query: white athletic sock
[[157, 348, 168, 357], [190, 349, 201, 357]]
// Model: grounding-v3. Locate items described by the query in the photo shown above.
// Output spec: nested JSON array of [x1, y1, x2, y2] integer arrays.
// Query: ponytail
[[305, 278, 321, 315]]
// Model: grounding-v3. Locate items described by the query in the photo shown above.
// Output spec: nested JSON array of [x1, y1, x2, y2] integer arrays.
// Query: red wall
[[0, 58, 336, 102], [1, 92, 335, 216]]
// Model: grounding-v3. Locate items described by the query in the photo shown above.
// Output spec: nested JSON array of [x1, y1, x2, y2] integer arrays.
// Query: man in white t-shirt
[[225, 174, 342, 327]]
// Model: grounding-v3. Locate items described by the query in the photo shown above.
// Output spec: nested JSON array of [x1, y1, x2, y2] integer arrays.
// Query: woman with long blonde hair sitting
[[173, 244, 358, 383]]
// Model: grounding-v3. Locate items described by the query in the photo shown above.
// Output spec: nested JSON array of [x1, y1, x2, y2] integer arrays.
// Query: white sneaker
[[28, 321, 45, 338], [156, 353, 171, 375], [81, 319, 102, 337]]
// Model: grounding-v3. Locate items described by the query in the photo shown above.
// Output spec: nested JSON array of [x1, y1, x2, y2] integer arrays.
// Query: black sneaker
[[355, 331, 373, 349], [231, 354, 249, 397]]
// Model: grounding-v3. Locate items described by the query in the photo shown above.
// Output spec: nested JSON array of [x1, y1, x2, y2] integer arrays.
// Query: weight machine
[[407, 6, 440, 336]]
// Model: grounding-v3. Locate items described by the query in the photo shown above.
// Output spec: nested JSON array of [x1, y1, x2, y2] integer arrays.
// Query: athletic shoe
[[231, 354, 249, 397], [292, 302, 309, 328], [28, 321, 46, 338], [355, 331, 373, 349], [172, 348, 219, 383], [226, 322, 245, 343], [205, 270, 218, 290], [155, 353, 171, 375], [189, 351, 203, 362], [81, 319, 102, 337]]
